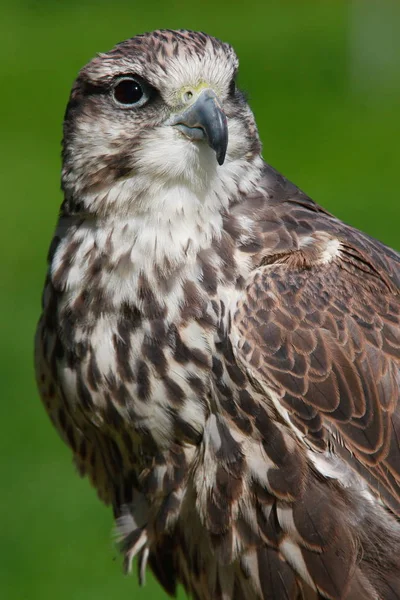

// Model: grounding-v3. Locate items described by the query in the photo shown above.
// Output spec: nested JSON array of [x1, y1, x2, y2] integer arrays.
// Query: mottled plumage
[[35, 30, 400, 599]]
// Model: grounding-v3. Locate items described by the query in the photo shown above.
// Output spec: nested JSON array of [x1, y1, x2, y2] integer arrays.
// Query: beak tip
[[217, 151, 226, 166]]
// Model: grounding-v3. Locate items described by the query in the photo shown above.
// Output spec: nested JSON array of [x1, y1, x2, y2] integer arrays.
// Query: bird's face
[[62, 30, 261, 214]]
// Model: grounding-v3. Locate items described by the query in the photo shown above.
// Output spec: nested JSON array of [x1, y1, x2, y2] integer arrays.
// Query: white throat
[[54, 153, 263, 310], [122, 183, 226, 268], [80, 146, 262, 261]]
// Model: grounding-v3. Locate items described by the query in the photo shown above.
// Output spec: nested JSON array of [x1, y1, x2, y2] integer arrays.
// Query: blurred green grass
[[1, 1, 399, 599]]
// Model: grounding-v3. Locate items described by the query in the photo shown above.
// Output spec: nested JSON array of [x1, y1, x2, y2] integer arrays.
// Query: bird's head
[[62, 30, 262, 216]]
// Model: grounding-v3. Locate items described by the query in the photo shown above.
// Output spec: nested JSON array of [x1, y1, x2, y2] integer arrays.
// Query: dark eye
[[112, 77, 149, 107]]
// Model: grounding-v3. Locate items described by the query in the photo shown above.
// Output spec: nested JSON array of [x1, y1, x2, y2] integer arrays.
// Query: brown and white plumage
[[35, 30, 400, 599]]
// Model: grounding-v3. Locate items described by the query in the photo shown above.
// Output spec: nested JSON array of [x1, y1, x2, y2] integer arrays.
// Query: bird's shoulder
[[228, 162, 400, 295], [227, 162, 400, 513]]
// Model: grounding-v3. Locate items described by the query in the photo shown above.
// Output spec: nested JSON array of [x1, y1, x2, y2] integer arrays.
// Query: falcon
[[35, 30, 400, 599]]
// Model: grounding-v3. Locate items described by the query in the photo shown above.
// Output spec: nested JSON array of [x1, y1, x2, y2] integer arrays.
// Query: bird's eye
[[112, 77, 149, 107]]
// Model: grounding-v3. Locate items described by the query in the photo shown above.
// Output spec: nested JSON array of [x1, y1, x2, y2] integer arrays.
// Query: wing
[[34, 284, 113, 506], [230, 166, 400, 514]]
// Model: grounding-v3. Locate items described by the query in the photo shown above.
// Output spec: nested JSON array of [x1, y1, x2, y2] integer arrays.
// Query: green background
[[1, 1, 399, 599]]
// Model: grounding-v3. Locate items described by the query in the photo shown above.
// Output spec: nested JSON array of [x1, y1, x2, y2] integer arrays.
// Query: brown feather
[[233, 173, 400, 511]]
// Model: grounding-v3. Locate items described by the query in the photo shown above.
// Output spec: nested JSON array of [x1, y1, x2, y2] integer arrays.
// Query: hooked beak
[[169, 89, 228, 165]]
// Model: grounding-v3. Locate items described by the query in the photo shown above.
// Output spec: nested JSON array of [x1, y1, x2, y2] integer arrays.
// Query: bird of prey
[[35, 30, 400, 600]]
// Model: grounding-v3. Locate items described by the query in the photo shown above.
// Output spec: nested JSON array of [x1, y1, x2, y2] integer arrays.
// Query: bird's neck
[[55, 156, 263, 308], [61, 154, 263, 266]]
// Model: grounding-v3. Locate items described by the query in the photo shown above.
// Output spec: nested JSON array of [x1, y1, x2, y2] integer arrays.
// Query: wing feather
[[231, 169, 400, 512], [35, 312, 113, 505]]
